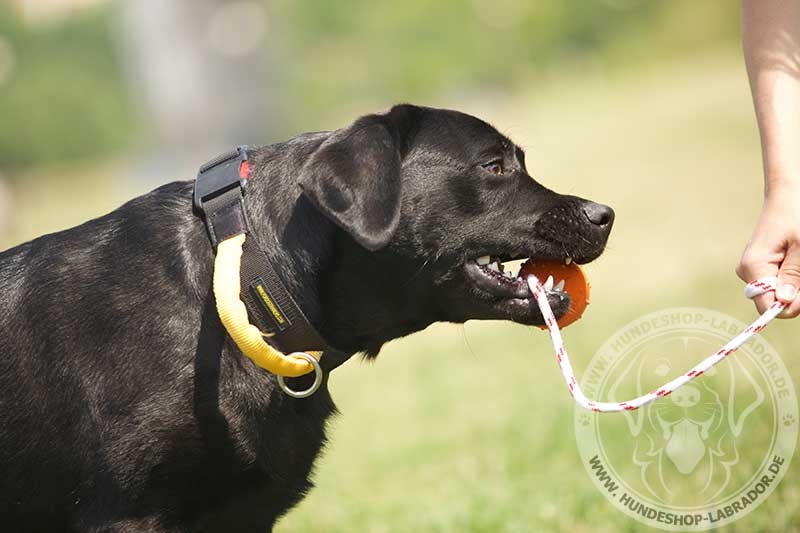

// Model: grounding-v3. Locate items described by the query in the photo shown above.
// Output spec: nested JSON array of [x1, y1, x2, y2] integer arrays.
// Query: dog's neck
[[240, 150, 337, 344], [235, 144, 435, 358], [319, 238, 438, 357]]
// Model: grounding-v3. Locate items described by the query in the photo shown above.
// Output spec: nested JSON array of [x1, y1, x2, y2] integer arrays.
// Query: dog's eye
[[482, 161, 504, 176]]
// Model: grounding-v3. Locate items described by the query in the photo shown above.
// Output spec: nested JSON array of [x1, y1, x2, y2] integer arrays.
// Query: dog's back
[[0, 182, 210, 530]]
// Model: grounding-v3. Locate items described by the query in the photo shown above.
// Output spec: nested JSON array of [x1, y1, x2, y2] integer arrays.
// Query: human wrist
[[764, 173, 800, 197]]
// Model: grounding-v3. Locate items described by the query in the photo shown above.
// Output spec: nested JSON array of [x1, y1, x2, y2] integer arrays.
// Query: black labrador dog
[[0, 105, 613, 532]]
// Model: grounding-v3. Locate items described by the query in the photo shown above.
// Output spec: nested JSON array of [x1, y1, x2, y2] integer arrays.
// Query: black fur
[[0, 105, 613, 532]]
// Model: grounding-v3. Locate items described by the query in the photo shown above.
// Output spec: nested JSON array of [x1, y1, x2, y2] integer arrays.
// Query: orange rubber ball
[[519, 259, 591, 329]]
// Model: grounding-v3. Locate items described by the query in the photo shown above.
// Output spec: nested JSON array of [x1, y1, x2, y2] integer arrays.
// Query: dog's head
[[296, 104, 614, 352]]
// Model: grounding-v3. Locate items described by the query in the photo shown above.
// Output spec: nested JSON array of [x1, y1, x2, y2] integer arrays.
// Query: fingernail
[[778, 284, 797, 301]]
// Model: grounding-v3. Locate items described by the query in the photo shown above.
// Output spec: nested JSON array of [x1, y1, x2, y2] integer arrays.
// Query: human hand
[[736, 182, 800, 318]]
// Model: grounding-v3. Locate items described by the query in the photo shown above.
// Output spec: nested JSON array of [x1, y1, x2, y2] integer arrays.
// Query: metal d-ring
[[277, 352, 323, 398]]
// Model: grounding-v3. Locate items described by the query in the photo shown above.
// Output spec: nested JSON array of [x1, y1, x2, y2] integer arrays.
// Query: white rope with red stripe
[[526, 275, 786, 412]]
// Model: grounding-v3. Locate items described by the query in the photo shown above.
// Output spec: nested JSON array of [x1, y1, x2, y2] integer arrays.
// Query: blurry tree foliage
[[270, 0, 740, 131], [0, 0, 739, 174], [0, 4, 131, 174]]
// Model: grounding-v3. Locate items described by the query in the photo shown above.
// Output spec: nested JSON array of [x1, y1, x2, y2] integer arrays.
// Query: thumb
[[777, 244, 800, 318]]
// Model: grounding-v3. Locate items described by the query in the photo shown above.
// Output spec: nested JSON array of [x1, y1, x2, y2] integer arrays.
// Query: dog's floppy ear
[[298, 106, 417, 251]]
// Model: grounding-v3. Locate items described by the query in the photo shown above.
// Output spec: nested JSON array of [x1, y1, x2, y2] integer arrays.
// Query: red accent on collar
[[239, 160, 251, 180]]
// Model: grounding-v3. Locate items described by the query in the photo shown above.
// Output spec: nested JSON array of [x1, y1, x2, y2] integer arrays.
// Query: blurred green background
[[1, 1, 798, 532]]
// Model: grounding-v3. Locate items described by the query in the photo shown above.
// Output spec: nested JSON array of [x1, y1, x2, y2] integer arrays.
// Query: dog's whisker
[[460, 325, 479, 359]]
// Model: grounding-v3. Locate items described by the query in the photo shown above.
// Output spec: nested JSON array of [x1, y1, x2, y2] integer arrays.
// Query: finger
[[736, 248, 779, 314], [779, 297, 800, 318], [753, 293, 776, 315], [777, 244, 800, 318], [735, 253, 753, 283], [736, 246, 779, 283]]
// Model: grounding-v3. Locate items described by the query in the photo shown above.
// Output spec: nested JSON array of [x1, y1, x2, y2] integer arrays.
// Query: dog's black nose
[[582, 202, 615, 228]]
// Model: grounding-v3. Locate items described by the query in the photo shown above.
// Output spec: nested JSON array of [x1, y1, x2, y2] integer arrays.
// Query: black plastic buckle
[[193, 145, 250, 213]]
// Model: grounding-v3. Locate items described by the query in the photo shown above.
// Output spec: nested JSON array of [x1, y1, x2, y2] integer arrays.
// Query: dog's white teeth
[[565, 257, 573, 265], [554, 279, 565, 292], [503, 270, 513, 279], [543, 275, 554, 290], [488, 262, 500, 272], [477, 255, 491, 265]]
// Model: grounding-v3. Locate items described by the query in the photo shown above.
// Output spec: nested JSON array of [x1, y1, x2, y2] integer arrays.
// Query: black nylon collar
[[193, 146, 346, 368]]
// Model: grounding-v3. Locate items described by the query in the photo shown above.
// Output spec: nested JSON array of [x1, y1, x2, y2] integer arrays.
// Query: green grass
[[3, 48, 799, 532]]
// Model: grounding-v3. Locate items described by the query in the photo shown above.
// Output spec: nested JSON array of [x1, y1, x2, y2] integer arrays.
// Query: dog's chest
[[183, 374, 336, 531]]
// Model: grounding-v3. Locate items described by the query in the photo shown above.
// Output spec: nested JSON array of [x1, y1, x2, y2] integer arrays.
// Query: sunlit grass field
[[3, 49, 799, 532]]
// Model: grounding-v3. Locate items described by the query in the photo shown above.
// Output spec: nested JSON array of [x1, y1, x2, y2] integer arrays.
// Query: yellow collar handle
[[213, 234, 319, 377]]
